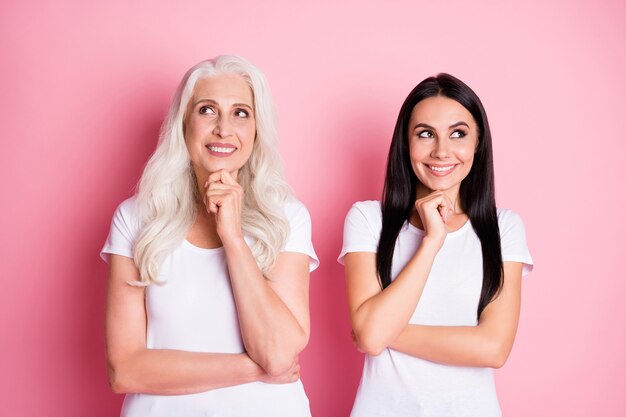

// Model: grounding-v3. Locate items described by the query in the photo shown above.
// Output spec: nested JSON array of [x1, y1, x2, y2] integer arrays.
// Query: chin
[[418, 179, 458, 193]]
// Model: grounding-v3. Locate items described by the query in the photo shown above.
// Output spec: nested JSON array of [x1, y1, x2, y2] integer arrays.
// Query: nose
[[213, 116, 232, 138], [431, 138, 450, 159]]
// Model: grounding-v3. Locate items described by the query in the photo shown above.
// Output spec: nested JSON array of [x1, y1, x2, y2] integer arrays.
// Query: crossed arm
[[106, 170, 311, 395], [105, 250, 310, 394], [345, 250, 522, 368]]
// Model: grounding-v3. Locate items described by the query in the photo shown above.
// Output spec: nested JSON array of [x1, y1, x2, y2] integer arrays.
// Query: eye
[[234, 109, 249, 118], [199, 106, 215, 115], [450, 129, 467, 139], [417, 130, 434, 139]]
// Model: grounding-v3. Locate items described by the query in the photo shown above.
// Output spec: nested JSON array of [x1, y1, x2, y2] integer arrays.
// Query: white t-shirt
[[338, 200, 533, 417], [101, 196, 319, 417]]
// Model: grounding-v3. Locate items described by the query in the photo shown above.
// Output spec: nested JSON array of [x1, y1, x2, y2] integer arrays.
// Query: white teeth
[[208, 146, 235, 153], [429, 165, 454, 172]]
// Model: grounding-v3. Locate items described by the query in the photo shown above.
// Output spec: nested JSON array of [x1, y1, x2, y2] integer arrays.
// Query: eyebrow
[[413, 121, 470, 130], [192, 98, 253, 110], [449, 121, 470, 129]]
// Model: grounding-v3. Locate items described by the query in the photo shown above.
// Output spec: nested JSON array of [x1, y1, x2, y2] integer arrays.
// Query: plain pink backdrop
[[1, 0, 625, 416]]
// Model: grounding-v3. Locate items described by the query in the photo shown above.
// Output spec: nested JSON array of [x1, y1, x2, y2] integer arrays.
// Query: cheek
[[455, 141, 477, 163], [239, 123, 256, 145], [409, 143, 429, 164], [183, 122, 205, 160], [459, 149, 475, 163], [460, 152, 476, 180], [184, 118, 199, 142]]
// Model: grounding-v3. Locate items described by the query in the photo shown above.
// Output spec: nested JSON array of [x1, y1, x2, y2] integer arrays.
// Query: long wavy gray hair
[[133, 55, 291, 284]]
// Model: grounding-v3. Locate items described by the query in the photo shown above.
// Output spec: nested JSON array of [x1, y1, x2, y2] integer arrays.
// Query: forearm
[[350, 241, 439, 355], [223, 237, 307, 375], [109, 349, 263, 395], [389, 324, 511, 368], [389, 265, 522, 368], [106, 254, 269, 396]]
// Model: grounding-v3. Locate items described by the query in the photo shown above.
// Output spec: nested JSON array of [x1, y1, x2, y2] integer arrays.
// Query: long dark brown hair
[[376, 73, 502, 318]]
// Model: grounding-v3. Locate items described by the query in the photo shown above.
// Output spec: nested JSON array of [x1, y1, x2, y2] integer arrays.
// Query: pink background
[[1, 0, 625, 416]]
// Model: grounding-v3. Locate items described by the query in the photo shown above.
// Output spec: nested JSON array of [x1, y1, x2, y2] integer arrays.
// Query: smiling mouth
[[206, 145, 236, 154], [427, 164, 457, 173]]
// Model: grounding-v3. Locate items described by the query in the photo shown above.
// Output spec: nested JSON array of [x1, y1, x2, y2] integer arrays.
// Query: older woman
[[339, 74, 533, 416], [101, 55, 318, 417]]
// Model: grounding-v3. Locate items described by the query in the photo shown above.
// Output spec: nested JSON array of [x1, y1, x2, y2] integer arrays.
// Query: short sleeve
[[283, 199, 319, 272], [100, 196, 141, 263], [337, 201, 382, 265], [498, 209, 534, 276]]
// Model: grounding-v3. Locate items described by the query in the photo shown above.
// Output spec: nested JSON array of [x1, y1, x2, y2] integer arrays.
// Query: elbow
[[488, 351, 509, 369], [108, 364, 130, 394], [107, 358, 138, 394], [262, 354, 299, 377], [353, 330, 387, 357], [264, 361, 293, 378], [259, 342, 308, 378], [110, 379, 129, 395], [245, 325, 310, 377], [483, 341, 511, 369], [358, 340, 386, 357]]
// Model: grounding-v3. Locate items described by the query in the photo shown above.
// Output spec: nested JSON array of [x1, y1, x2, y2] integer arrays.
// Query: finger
[[437, 204, 449, 224], [441, 194, 456, 222], [206, 187, 242, 213], [417, 196, 446, 220], [208, 199, 219, 214], [206, 191, 237, 209], [206, 191, 226, 207], [416, 191, 444, 206], [207, 170, 225, 186], [220, 169, 238, 186], [206, 197, 224, 213], [425, 193, 450, 222], [207, 182, 237, 192]]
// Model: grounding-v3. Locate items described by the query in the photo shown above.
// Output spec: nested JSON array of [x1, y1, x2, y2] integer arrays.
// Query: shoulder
[[282, 197, 312, 225], [338, 201, 382, 262], [344, 200, 383, 237], [101, 195, 141, 262], [497, 208, 526, 232], [108, 195, 142, 244], [112, 195, 141, 226], [280, 197, 319, 269], [497, 208, 534, 274], [117, 195, 140, 217], [349, 200, 382, 221]]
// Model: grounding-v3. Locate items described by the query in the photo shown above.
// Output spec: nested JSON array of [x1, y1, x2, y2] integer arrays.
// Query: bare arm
[[344, 242, 439, 356], [389, 261, 523, 368], [223, 242, 310, 377], [205, 170, 310, 376], [105, 254, 300, 394], [345, 192, 453, 356]]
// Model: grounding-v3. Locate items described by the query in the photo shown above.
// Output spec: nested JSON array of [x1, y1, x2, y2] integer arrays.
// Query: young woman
[[339, 74, 533, 416], [101, 55, 318, 417]]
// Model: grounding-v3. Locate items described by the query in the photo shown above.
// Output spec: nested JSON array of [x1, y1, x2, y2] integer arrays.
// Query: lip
[[425, 163, 458, 177], [206, 142, 237, 157]]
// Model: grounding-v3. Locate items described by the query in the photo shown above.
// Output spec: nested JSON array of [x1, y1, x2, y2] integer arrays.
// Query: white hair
[[133, 55, 292, 285]]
